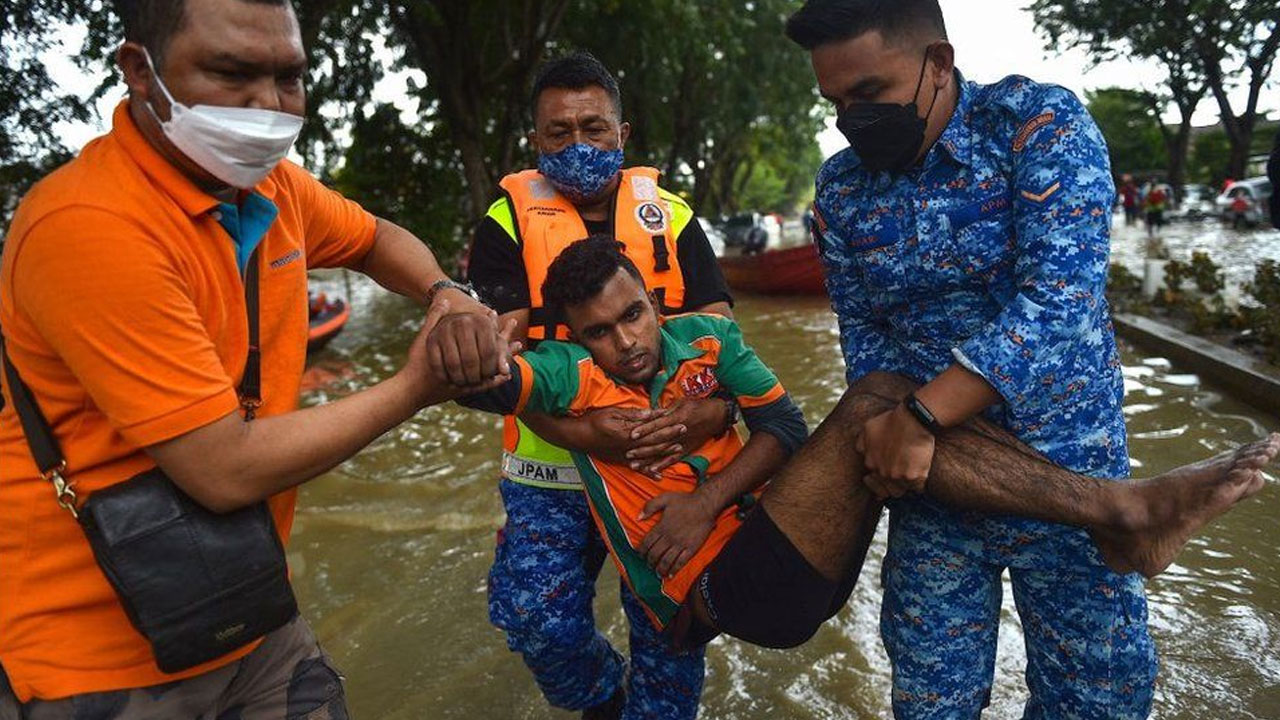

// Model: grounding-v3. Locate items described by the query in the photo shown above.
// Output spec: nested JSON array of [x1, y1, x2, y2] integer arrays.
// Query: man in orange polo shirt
[[0, 0, 509, 716]]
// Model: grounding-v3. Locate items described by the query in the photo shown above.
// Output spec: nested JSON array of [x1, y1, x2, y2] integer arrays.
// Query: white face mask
[[143, 50, 304, 189]]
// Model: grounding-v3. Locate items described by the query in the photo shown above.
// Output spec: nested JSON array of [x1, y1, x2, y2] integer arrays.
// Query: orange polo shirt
[[0, 101, 376, 701]]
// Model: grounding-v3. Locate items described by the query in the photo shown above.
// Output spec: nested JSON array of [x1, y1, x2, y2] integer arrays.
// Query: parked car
[[1172, 183, 1215, 220], [1215, 177, 1273, 227], [720, 213, 772, 253]]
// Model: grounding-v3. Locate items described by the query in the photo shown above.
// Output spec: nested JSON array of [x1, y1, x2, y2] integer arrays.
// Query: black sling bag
[[0, 247, 297, 673]]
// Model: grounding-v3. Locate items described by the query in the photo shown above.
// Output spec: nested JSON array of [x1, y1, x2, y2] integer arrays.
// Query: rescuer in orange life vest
[[466, 51, 734, 720]]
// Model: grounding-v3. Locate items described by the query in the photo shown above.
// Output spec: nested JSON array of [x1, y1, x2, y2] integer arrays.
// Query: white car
[[1215, 177, 1273, 226]]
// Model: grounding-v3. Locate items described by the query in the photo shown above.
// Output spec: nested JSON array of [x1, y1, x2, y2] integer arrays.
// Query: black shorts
[[668, 506, 857, 650]]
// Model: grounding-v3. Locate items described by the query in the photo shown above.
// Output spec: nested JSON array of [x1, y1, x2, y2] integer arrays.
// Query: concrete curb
[[1112, 313, 1280, 415]]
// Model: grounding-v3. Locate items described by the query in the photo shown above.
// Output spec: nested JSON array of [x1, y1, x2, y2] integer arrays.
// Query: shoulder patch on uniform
[[1013, 111, 1055, 152], [1020, 181, 1062, 203]]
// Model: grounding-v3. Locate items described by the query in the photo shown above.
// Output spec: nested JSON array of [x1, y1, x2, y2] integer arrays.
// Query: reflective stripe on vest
[[495, 168, 690, 485], [501, 451, 583, 488]]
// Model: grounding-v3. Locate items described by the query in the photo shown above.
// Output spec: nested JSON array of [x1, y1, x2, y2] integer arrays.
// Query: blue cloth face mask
[[538, 143, 624, 204]]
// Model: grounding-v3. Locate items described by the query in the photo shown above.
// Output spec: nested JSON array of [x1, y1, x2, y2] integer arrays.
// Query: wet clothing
[[489, 479, 705, 718], [0, 616, 348, 720], [814, 73, 1155, 717], [672, 506, 856, 651], [463, 313, 806, 628], [468, 171, 731, 718], [0, 102, 374, 700]]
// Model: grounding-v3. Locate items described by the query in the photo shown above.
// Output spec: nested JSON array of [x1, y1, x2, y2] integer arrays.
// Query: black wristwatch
[[720, 397, 741, 435], [425, 279, 479, 309], [902, 392, 944, 435]]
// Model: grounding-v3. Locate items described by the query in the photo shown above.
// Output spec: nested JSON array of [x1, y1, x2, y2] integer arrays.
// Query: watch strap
[[902, 392, 943, 435], [425, 279, 478, 309]]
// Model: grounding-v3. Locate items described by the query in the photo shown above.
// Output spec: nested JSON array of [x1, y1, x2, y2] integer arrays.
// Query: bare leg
[[712, 371, 1279, 592]]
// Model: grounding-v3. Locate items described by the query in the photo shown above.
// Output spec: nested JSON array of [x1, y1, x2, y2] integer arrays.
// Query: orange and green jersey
[[463, 313, 803, 628]]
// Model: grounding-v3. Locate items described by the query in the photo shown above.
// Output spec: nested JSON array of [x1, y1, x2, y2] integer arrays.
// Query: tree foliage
[[563, 0, 825, 217], [1084, 87, 1167, 175], [2, 0, 825, 252], [1030, 0, 1278, 181]]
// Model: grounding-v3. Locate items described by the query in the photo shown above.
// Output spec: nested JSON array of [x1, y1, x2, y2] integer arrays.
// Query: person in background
[[1144, 178, 1168, 236], [1120, 174, 1139, 226], [465, 52, 733, 720]]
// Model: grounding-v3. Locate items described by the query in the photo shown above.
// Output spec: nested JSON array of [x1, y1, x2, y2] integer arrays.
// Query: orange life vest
[[499, 167, 686, 342]]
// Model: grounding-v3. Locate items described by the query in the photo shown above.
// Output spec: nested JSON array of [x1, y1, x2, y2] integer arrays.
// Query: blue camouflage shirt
[[815, 74, 1128, 478]]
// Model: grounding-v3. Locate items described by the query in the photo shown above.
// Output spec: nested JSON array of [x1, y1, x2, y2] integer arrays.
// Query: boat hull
[[717, 244, 826, 296]]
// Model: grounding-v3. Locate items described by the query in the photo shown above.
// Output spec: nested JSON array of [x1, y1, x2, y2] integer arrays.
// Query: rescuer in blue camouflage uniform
[[786, 1, 1156, 717]]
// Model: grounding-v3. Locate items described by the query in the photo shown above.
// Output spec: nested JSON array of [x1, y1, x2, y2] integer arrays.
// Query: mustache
[[620, 350, 648, 365]]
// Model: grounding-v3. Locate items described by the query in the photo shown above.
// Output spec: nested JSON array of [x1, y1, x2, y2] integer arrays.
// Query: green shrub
[[1188, 251, 1225, 295], [1243, 260, 1280, 362], [1106, 263, 1145, 313]]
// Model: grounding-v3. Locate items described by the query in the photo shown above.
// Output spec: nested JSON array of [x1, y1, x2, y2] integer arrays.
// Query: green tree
[[1031, 0, 1205, 195], [331, 104, 468, 259], [1031, 0, 1278, 182], [566, 0, 824, 216], [1084, 87, 1167, 176], [0, 1, 111, 224], [4, 0, 825, 240], [1189, 129, 1232, 186], [1190, 0, 1278, 179]]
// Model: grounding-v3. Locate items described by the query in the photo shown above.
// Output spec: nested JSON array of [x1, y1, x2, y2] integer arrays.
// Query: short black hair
[[531, 51, 623, 121], [543, 235, 644, 320], [785, 0, 947, 50], [114, 0, 292, 64]]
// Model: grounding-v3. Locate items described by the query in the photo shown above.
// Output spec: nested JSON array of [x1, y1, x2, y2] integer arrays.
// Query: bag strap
[[0, 247, 264, 515], [239, 248, 263, 419]]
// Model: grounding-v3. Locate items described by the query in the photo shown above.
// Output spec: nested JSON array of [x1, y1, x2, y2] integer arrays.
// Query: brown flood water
[[296, 271, 1280, 719]]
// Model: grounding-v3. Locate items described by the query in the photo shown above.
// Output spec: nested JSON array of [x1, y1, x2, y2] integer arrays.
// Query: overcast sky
[[818, 0, 1280, 156], [44, 0, 1279, 159]]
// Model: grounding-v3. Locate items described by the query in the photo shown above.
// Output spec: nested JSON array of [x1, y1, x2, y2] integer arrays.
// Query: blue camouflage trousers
[[489, 479, 705, 719], [881, 501, 1157, 720]]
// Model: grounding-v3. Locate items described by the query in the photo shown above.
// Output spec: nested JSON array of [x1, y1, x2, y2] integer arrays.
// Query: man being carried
[[457, 237, 1278, 654], [467, 51, 733, 719]]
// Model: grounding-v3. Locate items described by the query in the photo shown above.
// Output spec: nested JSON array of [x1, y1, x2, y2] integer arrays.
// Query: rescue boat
[[717, 244, 827, 296], [307, 292, 350, 354]]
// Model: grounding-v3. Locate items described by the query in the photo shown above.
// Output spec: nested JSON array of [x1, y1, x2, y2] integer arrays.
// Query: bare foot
[[1092, 433, 1280, 578]]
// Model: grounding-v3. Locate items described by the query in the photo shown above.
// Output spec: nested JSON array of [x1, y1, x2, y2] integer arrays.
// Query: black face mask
[[836, 48, 940, 174]]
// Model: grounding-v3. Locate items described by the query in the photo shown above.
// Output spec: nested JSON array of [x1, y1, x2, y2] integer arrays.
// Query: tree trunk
[[1197, 17, 1280, 180], [1167, 120, 1191, 196], [388, 0, 569, 224]]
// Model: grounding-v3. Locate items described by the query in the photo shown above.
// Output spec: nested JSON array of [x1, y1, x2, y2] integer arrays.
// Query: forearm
[[913, 364, 1001, 428], [694, 301, 733, 319], [353, 217, 451, 304], [150, 374, 430, 512], [519, 411, 587, 452], [697, 432, 786, 512]]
